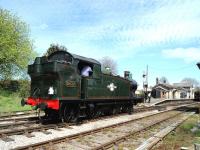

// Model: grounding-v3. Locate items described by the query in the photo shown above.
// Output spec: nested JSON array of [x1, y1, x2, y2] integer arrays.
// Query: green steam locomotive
[[22, 49, 138, 122]]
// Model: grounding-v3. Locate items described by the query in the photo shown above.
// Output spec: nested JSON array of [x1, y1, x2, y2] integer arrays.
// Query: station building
[[152, 82, 194, 99]]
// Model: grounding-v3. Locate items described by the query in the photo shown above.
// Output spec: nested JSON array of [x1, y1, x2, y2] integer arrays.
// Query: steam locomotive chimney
[[124, 71, 130, 79], [156, 77, 159, 85]]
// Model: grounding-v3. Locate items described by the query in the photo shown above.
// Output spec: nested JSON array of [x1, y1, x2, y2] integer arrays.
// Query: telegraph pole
[[146, 65, 148, 89]]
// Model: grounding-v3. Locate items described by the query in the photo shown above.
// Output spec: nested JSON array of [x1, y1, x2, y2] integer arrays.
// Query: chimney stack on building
[[156, 77, 159, 85]]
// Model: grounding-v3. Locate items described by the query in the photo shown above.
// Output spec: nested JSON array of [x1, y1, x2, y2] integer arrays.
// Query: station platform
[[137, 98, 194, 107]]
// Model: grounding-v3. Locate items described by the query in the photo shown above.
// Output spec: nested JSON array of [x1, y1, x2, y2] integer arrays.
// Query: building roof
[[153, 83, 173, 91], [153, 82, 192, 93], [173, 82, 193, 88]]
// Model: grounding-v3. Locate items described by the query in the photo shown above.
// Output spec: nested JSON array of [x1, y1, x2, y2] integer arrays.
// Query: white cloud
[[13, 0, 200, 60], [114, 0, 200, 49], [33, 23, 48, 30], [162, 48, 200, 62], [60, 0, 200, 58], [39, 23, 48, 30]]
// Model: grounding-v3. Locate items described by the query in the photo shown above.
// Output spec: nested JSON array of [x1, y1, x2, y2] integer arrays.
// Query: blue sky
[[1, 0, 200, 88]]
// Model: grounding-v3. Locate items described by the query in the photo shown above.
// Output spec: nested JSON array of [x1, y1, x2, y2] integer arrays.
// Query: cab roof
[[47, 50, 101, 65], [71, 53, 100, 65]]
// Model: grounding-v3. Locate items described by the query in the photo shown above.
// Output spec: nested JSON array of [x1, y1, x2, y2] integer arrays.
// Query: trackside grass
[[153, 114, 200, 150], [0, 90, 31, 112]]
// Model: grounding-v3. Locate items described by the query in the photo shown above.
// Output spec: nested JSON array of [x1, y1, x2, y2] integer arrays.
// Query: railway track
[[0, 101, 196, 141], [0, 110, 45, 125], [134, 112, 195, 150], [0, 107, 156, 140], [0, 110, 35, 119], [0, 99, 193, 119], [0, 122, 71, 142], [7, 102, 198, 150], [104, 111, 195, 150], [0, 116, 40, 124], [0, 99, 193, 123]]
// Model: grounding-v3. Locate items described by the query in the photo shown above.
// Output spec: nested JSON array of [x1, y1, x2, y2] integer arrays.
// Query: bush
[[0, 80, 19, 92], [18, 80, 30, 98], [0, 80, 30, 97]]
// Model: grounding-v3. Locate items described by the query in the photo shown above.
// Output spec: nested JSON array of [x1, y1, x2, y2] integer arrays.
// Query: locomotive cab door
[[78, 61, 93, 99], [78, 61, 101, 100]]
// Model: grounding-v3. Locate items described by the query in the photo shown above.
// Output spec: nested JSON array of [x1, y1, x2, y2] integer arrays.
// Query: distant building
[[152, 83, 173, 99], [173, 82, 193, 99], [152, 82, 194, 99]]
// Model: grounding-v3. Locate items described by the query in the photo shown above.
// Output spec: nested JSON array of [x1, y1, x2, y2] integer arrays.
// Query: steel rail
[[13, 102, 199, 150], [0, 105, 159, 137], [0, 110, 35, 119], [0, 116, 40, 123], [135, 112, 195, 150], [91, 111, 191, 150], [0, 101, 197, 139], [0, 120, 37, 129], [0, 99, 193, 119], [0, 122, 71, 139]]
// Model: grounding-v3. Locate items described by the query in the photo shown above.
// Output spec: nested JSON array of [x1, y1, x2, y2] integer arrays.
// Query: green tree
[[0, 8, 36, 79]]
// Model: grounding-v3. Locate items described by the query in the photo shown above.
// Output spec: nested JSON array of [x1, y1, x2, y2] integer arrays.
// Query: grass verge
[[153, 114, 200, 150], [0, 90, 31, 112]]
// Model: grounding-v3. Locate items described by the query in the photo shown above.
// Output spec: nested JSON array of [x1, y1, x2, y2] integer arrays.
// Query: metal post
[[146, 65, 148, 95], [143, 65, 148, 103]]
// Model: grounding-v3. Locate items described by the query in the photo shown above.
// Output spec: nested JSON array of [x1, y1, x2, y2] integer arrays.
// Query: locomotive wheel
[[112, 107, 117, 115], [113, 105, 120, 115], [117, 106, 121, 114], [94, 106, 101, 117], [87, 104, 96, 119], [121, 105, 128, 113], [63, 105, 77, 122], [128, 105, 133, 114], [45, 109, 59, 120]]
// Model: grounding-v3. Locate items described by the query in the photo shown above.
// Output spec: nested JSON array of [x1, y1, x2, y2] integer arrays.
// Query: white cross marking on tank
[[107, 83, 117, 92]]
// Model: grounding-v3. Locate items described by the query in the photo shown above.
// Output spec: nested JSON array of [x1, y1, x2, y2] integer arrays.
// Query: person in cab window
[[81, 66, 92, 77]]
